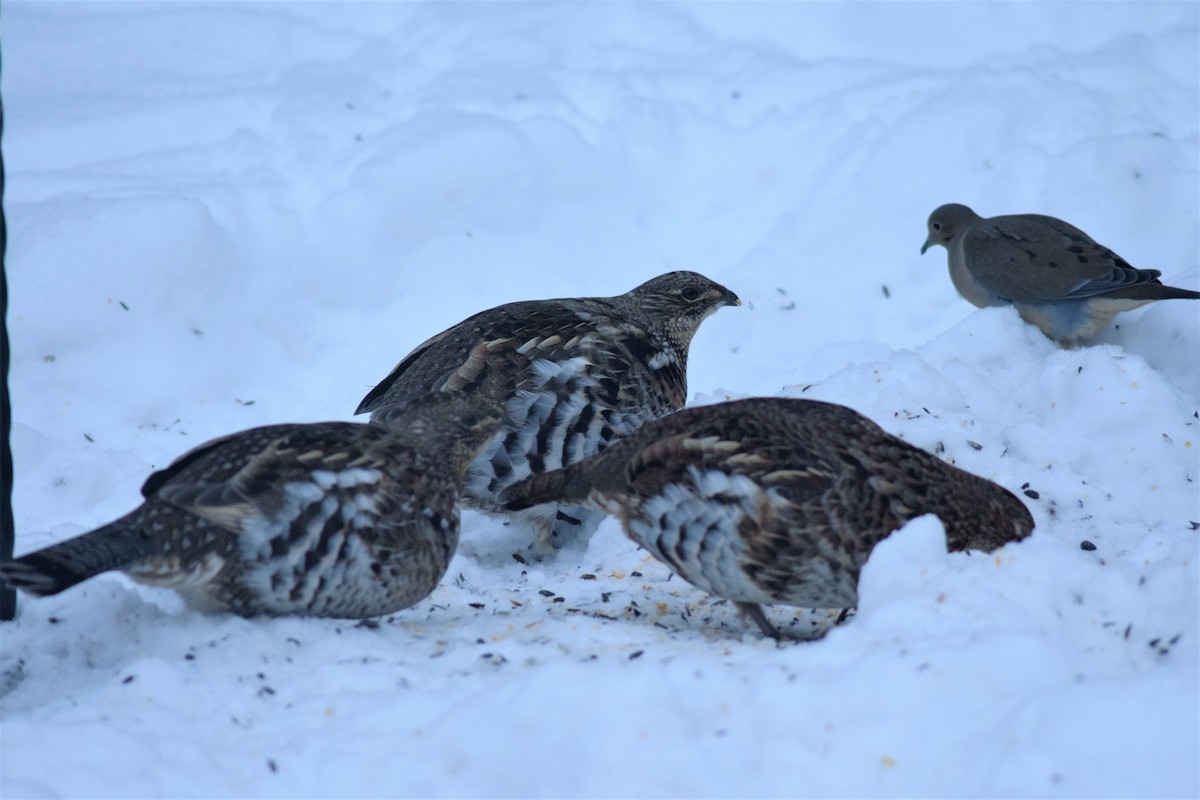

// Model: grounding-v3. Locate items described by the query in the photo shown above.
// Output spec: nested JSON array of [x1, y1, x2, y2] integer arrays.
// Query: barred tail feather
[[0, 519, 153, 597], [500, 468, 582, 511]]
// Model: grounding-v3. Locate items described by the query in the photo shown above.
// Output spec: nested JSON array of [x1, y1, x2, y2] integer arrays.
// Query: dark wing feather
[[151, 424, 373, 533], [355, 325, 462, 414], [599, 403, 841, 501], [356, 299, 618, 414], [965, 214, 1160, 303], [140, 424, 311, 499]]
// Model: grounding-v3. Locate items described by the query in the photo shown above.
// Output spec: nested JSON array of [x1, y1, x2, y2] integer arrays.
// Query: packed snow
[[2, 2, 1197, 797]]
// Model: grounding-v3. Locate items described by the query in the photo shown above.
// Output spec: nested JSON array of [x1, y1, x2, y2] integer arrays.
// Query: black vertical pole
[[1, 60, 16, 621]]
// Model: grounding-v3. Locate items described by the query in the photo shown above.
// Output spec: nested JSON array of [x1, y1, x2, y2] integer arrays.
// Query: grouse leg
[[736, 602, 782, 639]]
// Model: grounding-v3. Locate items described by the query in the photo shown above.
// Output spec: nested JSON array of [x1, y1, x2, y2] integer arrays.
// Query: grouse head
[[623, 271, 740, 353]]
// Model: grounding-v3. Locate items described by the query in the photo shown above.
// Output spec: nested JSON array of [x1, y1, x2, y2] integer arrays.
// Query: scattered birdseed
[[1080, 540, 1097, 551]]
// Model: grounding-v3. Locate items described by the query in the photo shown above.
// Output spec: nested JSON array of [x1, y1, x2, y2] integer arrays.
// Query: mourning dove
[[921, 203, 1199, 345], [502, 397, 1033, 638], [357, 272, 740, 554], [0, 394, 504, 618]]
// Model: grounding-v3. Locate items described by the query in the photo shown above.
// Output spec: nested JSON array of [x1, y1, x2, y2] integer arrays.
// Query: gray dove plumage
[[0, 393, 504, 618], [357, 271, 740, 554], [921, 203, 1199, 345], [502, 397, 1034, 638]]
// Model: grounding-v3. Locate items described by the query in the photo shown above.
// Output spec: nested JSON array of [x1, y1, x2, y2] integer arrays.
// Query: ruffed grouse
[[502, 397, 1034, 637], [356, 271, 740, 553], [0, 393, 503, 618]]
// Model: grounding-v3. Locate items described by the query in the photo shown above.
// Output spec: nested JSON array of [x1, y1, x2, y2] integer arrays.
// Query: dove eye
[[932, 222, 942, 231], [681, 287, 700, 301]]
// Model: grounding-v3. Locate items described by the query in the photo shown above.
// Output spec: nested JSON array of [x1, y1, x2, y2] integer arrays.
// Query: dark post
[[1, 78, 16, 620]]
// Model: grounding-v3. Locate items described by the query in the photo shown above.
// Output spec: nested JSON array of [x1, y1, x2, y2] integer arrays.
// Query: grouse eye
[[680, 287, 701, 302], [461, 414, 479, 427]]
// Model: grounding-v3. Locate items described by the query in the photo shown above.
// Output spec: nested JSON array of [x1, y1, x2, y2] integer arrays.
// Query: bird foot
[[735, 603, 858, 641], [735, 602, 783, 639]]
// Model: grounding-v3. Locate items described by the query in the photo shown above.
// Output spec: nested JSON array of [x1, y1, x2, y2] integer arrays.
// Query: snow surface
[[2, 2, 1198, 797]]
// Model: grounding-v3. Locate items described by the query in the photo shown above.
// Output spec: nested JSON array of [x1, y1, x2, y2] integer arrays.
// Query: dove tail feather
[[1106, 283, 1200, 302], [1154, 285, 1200, 301], [0, 517, 153, 597]]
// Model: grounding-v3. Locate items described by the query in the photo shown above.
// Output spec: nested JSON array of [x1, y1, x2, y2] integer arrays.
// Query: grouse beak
[[920, 237, 932, 255], [724, 289, 742, 307]]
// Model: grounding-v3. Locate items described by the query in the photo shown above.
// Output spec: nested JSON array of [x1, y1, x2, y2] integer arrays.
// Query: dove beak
[[920, 238, 932, 255]]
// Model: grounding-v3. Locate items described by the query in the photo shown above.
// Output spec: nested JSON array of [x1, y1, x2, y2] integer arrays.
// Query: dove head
[[624, 271, 741, 348], [921, 204, 980, 254]]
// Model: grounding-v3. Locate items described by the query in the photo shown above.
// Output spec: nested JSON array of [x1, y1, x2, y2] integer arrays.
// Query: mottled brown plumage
[[503, 397, 1034, 637], [357, 271, 740, 552], [0, 394, 503, 618]]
